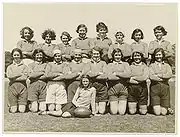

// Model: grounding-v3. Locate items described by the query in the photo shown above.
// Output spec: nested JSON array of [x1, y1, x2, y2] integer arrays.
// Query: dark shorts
[[27, 80, 47, 102], [8, 81, 27, 106], [108, 81, 128, 101], [93, 81, 108, 103], [128, 82, 148, 105], [67, 81, 80, 102], [150, 82, 170, 108]]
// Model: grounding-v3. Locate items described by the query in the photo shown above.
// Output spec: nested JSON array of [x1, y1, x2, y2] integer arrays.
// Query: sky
[[3, 3, 178, 51]]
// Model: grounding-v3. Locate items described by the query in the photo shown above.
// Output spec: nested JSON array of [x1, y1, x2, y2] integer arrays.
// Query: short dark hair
[[20, 26, 34, 40], [11, 48, 23, 59], [131, 51, 144, 62], [153, 25, 167, 36], [96, 22, 108, 33], [60, 31, 72, 41], [76, 24, 88, 33], [79, 74, 92, 88], [89, 46, 103, 58], [32, 48, 45, 60], [42, 29, 56, 40], [131, 29, 144, 40], [151, 48, 166, 63], [115, 31, 125, 38], [111, 48, 123, 61]]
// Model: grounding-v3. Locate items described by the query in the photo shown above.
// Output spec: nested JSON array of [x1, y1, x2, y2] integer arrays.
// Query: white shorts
[[46, 81, 67, 105]]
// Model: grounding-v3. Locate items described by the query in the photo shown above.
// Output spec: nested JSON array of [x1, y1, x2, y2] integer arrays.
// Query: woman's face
[[78, 27, 86, 38], [154, 29, 163, 41], [24, 29, 31, 41], [74, 52, 82, 62], [155, 51, 163, 62], [133, 52, 142, 64], [54, 53, 62, 63], [98, 28, 107, 38], [134, 32, 142, 42], [82, 78, 90, 88], [116, 32, 124, 43], [13, 51, 21, 63], [35, 52, 43, 62], [61, 35, 69, 45], [92, 49, 100, 62], [45, 34, 52, 44], [114, 51, 122, 62]]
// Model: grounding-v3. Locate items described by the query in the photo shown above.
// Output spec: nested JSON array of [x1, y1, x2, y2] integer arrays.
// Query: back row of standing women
[[7, 22, 174, 117]]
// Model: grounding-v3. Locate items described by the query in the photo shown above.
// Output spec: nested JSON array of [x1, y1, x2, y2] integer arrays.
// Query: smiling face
[[35, 52, 43, 62], [98, 28, 107, 38], [82, 77, 90, 88], [61, 35, 69, 45], [133, 52, 142, 64], [134, 32, 142, 42], [74, 52, 82, 62], [154, 29, 163, 41], [45, 34, 52, 44], [78, 27, 87, 38], [92, 49, 100, 62], [54, 53, 62, 63], [115, 32, 124, 43], [13, 51, 21, 64], [24, 29, 31, 41], [155, 51, 163, 62], [114, 51, 122, 62]]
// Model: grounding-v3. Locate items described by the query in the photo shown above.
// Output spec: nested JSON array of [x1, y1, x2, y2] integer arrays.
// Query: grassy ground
[[3, 79, 176, 133]]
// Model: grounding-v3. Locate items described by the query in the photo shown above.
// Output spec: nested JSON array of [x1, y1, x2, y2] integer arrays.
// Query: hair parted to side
[[79, 74, 92, 88], [96, 22, 108, 33], [115, 31, 125, 38], [60, 31, 72, 41], [153, 25, 167, 36], [131, 51, 144, 62], [111, 48, 123, 61], [131, 28, 144, 40], [20, 26, 34, 40], [151, 48, 166, 63], [76, 24, 88, 33], [42, 29, 56, 40], [11, 48, 23, 59]]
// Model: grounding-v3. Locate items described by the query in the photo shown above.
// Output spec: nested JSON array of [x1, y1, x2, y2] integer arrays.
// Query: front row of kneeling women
[[6, 46, 172, 117]]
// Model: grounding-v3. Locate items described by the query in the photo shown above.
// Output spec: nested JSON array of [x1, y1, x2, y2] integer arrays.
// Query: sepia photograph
[[3, 2, 177, 133]]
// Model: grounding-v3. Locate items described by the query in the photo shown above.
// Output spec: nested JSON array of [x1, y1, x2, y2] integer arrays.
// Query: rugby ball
[[74, 107, 91, 118]]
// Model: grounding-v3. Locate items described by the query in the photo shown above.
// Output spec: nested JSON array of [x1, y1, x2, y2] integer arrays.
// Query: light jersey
[[131, 41, 148, 58], [74, 87, 96, 109], [38, 43, 57, 57], [17, 40, 37, 52], [55, 43, 73, 57], [148, 39, 173, 56], [107, 61, 129, 74]]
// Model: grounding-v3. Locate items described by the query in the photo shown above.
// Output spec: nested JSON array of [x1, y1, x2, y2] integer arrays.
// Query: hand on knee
[[161, 107, 167, 115], [19, 105, 26, 113], [153, 105, 161, 115], [139, 105, 147, 115], [9, 106, 17, 113]]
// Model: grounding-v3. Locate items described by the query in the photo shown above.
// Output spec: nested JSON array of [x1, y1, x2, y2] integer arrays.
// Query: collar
[[155, 61, 165, 65], [72, 59, 82, 64], [96, 35, 108, 41], [91, 58, 101, 63], [133, 40, 142, 44], [156, 38, 165, 43], [115, 41, 124, 45], [113, 61, 123, 64], [132, 62, 144, 66], [13, 60, 24, 66], [53, 60, 63, 65], [62, 43, 71, 47], [78, 37, 88, 40], [34, 61, 43, 65], [44, 43, 52, 46]]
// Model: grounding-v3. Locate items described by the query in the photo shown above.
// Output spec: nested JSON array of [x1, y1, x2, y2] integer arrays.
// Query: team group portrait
[[3, 3, 177, 133]]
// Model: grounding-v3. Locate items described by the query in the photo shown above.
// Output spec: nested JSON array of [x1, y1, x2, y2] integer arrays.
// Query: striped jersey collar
[[115, 41, 124, 45], [131, 62, 144, 66], [78, 37, 88, 40], [53, 60, 63, 65], [155, 61, 165, 65], [72, 59, 82, 64], [113, 61, 123, 64], [91, 58, 101, 63]]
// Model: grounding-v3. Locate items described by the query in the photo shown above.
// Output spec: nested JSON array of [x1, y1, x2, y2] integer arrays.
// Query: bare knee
[[39, 102, 46, 111], [128, 102, 137, 115], [48, 104, 55, 111], [161, 107, 168, 116], [139, 105, 147, 115], [153, 105, 161, 115], [19, 105, 26, 113], [31, 101, 38, 112], [98, 102, 106, 114], [110, 101, 118, 115], [9, 106, 17, 113], [118, 100, 127, 115]]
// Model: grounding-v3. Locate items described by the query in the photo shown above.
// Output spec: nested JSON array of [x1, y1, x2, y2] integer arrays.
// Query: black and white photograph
[[2, 2, 178, 134]]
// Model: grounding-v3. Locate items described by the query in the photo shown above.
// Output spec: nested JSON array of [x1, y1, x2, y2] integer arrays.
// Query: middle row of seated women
[[7, 46, 172, 117]]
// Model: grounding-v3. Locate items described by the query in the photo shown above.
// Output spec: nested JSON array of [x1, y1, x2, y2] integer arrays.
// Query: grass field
[[3, 79, 176, 133]]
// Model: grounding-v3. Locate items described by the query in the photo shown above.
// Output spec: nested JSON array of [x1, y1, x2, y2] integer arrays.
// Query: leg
[[48, 103, 55, 111], [153, 105, 161, 115], [161, 106, 168, 116], [47, 104, 62, 117], [109, 101, 118, 115], [18, 105, 26, 113], [98, 102, 106, 114], [31, 101, 38, 112], [118, 100, 127, 115], [95, 103, 99, 114], [128, 102, 137, 115], [9, 106, 18, 113], [139, 105, 147, 115], [67, 81, 80, 102]]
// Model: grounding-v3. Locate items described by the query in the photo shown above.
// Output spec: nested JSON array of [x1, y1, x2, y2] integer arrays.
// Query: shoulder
[[7, 64, 13, 69], [90, 87, 96, 92], [163, 40, 171, 45], [28, 62, 35, 68], [107, 62, 113, 66], [100, 61, 107, 65], [122, 61, 130, 66], [141, 41, 148, 46]]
